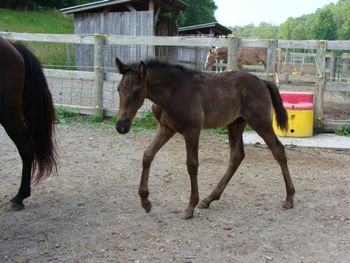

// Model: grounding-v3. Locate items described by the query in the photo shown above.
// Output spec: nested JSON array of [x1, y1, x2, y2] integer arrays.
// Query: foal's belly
[[203, 110, 239, 129]]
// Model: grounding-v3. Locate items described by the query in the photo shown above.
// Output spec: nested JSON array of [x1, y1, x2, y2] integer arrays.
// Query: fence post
[[227, 36, 239, 71], [266, 39, 277, 83], [93, 33, 104, 118], [315, 40, 327, 131], [341, 53, 350, 81]]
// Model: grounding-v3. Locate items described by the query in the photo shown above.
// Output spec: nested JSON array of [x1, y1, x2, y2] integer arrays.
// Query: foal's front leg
[[182, 128, 200, 220], [139, 125, 175, 213]]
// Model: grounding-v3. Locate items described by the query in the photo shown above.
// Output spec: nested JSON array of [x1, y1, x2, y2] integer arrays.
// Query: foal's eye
[[133, 89, 141, 99]]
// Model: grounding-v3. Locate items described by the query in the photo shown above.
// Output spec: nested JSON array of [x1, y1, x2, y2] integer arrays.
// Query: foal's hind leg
[[2, 116, 34, 211], [198, 118, 247, 209], [139, 124, 175, 213], [252, 124, 295, 209]]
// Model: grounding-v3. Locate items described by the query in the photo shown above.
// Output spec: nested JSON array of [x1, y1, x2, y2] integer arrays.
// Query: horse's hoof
[[142, 200, 152, 213], [282, 200, 293, 210], [8, 201, 24, 211], [181, 211, 193, 220], [197, 200, 209, 209]]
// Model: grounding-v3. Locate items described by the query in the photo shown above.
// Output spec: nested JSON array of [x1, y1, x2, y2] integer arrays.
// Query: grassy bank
[[0, 8, 75, 67], [0, 8, 73, 33]]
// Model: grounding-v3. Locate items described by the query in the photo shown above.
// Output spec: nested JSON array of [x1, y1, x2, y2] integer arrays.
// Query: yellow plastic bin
[[273, 92, 314, 137]]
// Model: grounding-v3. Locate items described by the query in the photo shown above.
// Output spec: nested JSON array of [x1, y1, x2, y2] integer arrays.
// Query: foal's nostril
[[116, 119, 131, 134], [116, 125, 126, 134], [116, 122, 125, 134]]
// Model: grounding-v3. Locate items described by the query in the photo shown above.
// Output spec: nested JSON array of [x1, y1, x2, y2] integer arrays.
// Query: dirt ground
[[1, 122, 350, 263]]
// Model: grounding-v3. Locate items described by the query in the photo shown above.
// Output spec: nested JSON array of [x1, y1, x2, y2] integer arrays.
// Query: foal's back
[[199, 71, 272, 129]]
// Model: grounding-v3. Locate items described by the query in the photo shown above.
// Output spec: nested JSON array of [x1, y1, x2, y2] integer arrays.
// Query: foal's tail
[[13, 42, 57, 183], [263, 80, 288, 131]]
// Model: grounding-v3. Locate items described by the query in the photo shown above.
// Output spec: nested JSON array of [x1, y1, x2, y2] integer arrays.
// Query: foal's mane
[[144, 60, 199, 75]]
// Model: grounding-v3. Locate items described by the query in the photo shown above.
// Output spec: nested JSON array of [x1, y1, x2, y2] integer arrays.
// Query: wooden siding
[[74, 11, 155, 71]]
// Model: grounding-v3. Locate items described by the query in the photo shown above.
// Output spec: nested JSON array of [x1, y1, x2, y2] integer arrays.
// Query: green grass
[[106, 111, 158, 132], [335, 124, 350, 136], [0, 8, 75, 68], [55, 108, 158, 131], [55, 108, 247, 137], [131, 111, 158, 131], [0, 8, 73, 33], [55, 107, 79, 124]]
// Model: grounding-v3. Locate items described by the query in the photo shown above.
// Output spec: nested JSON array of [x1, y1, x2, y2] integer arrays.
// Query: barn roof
[[178, 22, 232, 36], [61, 0, 188, 14]]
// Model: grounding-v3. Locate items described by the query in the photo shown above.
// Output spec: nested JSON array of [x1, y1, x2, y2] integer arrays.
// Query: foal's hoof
[[141, 199, 152, 213], [197, 200, 209, 209], [282, 200, 294, 210], [8, 201, 24, 211], [181, 211, 193, 220]]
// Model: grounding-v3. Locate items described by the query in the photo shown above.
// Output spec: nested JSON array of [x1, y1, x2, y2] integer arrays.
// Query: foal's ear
[[115, 57, 128, 74], [138, 61, 147, 80]]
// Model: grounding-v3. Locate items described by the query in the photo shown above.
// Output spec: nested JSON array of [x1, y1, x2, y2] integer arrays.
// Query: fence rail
[[1, 31, 349, 131]]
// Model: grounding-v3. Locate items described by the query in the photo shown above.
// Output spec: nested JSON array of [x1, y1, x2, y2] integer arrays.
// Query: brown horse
[[204, 47, 267, 71], [0, 37, 57, 211], [115, 58, 295, 220]]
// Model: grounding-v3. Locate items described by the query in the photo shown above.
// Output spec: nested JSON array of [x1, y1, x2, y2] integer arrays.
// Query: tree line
[[182, 0, 350, 40], [230, 0, 350, 40]]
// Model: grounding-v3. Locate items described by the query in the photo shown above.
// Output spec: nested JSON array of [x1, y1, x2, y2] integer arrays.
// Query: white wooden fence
[[0, 31, 349, 131]]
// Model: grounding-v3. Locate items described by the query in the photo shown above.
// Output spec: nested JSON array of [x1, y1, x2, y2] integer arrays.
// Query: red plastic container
[[279, 92, 314, 110]]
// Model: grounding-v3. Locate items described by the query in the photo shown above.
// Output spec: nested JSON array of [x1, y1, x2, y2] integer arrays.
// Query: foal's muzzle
[[116, 118, 131, 134]]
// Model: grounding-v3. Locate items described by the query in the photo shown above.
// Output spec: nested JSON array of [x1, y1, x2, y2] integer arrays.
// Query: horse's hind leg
[[139, 124, 175, 214], [198, 118, 247, 209], [252, 123, 295, 209], [2, 115, 34, 211]]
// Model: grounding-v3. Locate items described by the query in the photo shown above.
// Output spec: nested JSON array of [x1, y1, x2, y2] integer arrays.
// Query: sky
[[214, 0, 337, 27]]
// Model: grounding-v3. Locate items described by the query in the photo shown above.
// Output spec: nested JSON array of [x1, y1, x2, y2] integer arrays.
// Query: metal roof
[[178, 22, 232, 36], [61, 0, 188, 14]]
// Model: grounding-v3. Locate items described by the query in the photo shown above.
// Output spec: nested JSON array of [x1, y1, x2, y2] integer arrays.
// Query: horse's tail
[[13, 42, 57, 183], [263, 80, 288, 131]]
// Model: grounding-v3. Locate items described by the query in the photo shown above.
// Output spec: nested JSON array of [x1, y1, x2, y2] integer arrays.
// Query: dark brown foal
[[115, 58, 295, 219]]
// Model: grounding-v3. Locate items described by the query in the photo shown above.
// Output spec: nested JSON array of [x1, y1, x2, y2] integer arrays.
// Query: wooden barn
[[61, 0, 188, 70]]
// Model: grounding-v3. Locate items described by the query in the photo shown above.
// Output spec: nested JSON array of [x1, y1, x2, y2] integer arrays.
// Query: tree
[[339, 8, 350, 39], [230, 23, 278, 39], [254, 22, 279, 39], [332, 0, 350, 39], [180, 0, 217, 27], [312, 8, 337, 40]]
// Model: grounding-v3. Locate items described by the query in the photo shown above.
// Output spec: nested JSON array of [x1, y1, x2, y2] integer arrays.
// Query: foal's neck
[[145, 68, 174, 107], [145, 65, 195, 109]]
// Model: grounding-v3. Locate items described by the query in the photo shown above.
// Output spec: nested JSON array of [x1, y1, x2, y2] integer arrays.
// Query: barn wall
[[74, 11, 155, 71]]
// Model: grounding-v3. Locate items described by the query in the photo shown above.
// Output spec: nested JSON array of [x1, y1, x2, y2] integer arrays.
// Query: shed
[[177, 22, 231, 70], [179, 22, 232, 37], [61, 0, 188, 70]]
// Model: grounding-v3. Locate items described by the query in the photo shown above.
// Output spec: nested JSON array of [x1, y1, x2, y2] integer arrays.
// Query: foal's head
[[115, 58, 147, 134]]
